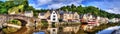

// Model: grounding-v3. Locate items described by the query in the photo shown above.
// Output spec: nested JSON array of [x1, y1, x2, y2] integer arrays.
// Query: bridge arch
[[12, 19, 27, 26]]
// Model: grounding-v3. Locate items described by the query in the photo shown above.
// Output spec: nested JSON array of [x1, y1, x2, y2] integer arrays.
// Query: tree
[[58, 4, 120, 18], [0, 1, 7, 14]]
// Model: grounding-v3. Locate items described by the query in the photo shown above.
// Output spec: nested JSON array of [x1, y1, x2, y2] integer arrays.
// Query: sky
[[0, 0, 120, 14], [28, 0, 120, 14]]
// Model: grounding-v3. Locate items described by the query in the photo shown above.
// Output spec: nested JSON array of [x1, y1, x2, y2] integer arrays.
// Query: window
[[53, 18, 55, 20], [75, 16, 78, 18], [53, 15, 56, 17], [53, 29, 55, 31]]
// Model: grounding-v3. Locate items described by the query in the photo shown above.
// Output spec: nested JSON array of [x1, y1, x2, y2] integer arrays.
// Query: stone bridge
[[0, 14, 41, 27]]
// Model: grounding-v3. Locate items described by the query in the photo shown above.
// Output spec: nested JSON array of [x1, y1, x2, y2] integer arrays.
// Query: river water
[[1, 23, 119, 34], [97, 26, 120, 34], [33, 24, 81, 34], [0, 23, 81, 34]]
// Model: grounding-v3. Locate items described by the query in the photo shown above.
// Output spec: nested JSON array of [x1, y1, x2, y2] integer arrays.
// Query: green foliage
[[0, 0, 28, 14], [8, 5, 24, 14], [58, 4, 120, 19], [41, 20, 48, 26], [0, 1, 7, 14]]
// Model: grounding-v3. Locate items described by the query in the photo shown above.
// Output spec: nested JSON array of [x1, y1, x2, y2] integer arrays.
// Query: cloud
[[68, 2, 80, 6], [47, 2, 81, 9], [48, 3, 65, 9], [37, 0, 52, 5], [82, 0, 120, 14], [29, 0, 120, 14], [28, 0, 83, 9], [105, 8, 120, 14]]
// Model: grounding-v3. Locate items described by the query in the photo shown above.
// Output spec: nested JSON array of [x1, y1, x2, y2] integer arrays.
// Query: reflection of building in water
[[50, 28, 58, 34], [47, 25, 59, 34], [38, 24, 80, 34], [63, 25, 80, 34]]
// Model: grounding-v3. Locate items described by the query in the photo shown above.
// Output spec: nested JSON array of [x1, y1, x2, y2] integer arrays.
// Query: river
[[1, 23, 120, 34], [97, 26, 120, 34]]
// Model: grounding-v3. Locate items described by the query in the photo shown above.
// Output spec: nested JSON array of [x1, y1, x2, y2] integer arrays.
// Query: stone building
[[24, 11, 33, 17]]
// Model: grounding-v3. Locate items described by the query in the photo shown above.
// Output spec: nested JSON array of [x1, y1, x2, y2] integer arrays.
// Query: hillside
[[58, 4, 120, 19]]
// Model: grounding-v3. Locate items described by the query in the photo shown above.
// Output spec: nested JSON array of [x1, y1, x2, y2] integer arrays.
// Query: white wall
[[50, 11, 58, 22]]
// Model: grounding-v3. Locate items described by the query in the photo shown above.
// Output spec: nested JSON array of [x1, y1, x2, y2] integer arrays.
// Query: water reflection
[[0, 23, 81, 34], [33, 31, 45, 34], [34, 24, 80, 34]]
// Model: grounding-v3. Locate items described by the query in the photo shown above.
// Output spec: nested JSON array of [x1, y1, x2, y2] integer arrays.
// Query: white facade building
[[50, 28, 58, 34], [109, 18, 119, 23], [50, 11, 59, 22]]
